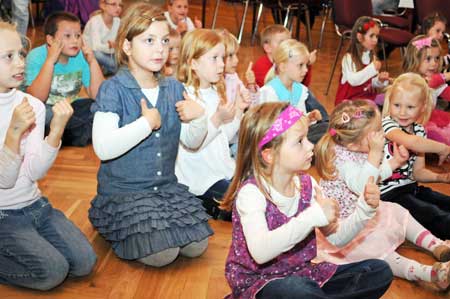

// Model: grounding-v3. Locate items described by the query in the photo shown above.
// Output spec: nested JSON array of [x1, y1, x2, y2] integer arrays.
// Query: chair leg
[[237, 0, 250, 44], [304, 5, 312, 49], [211, 0, 221, 29], [325, 35, 345, 96], [381, 40, 388, 71], [318, 3, 331, 49], [251, 2, 264, 46], [283, 5, 291, 28]]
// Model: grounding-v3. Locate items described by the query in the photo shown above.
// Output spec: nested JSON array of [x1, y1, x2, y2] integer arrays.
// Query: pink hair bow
[[412, 37, 433, 50]]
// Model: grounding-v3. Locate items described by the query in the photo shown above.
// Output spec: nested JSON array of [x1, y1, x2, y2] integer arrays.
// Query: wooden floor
[[2, 1, 450, 298]]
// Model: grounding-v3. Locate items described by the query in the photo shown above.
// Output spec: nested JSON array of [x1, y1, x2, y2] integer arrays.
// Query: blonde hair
[[115, 3, 168, 68], [0, 21, 18, 35], [349, 16, 380, 71], [221, 102, 308, 211], [403, 34, 442, 73], [0, 22, 30, 53], [177, 29, 226, 103], [260, 24, 290, 47], [264, 39, 309, 84], [315, 100, 379, 180], [382, 73, 433, 124], [215, 28, 239, 63]]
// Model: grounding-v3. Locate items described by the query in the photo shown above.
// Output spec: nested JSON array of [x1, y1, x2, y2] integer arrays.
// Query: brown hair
[[348, 16, 380, 71], [403, 34, 442, 73], [260, 24, 290, 47], [315, 100, 379, 180], [421, 12, 447, 35], [115, 3, 168, 68], [177, 28, 226, 103], [44, 11, 80, 37], [382, 72, 433, 124]]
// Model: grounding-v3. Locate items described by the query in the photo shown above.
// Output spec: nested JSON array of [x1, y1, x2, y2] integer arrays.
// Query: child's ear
[[191, 58, 199, 71], [45, 34, 54, 45], [261, 148, 274, 165], [263, 42, 272, 55], [122, 39, 132, 56], [356, 32, 363, 43]]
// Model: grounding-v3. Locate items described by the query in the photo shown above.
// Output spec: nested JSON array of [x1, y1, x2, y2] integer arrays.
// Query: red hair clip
[[362, 20, 376, 32]]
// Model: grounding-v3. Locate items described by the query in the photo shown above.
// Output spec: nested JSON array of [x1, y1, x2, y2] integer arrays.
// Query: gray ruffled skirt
[[89, 183, 214, 260]]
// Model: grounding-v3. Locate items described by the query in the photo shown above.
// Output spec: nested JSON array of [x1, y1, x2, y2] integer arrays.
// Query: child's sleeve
[[257, 85, 278, 105], [0, 147, 22, 189], [237, 181, 329, 264], [341, 54, 378, 86], [338, 160, 390, 195], [305, 90, 329, 121]]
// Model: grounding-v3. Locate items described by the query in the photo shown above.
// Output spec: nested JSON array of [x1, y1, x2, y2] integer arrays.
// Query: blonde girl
[[335, 16, 389, 105], [404, 35, 450, 145], [380, 73, 450, 240], [89, 3, 212, 267], [0, 22, 96, 290], [83, 0, 123, 74], [221, 102, 393, 299], [175, 29, 250, 220], [315, 99, 450, 290], [258, 38, 329, 144]]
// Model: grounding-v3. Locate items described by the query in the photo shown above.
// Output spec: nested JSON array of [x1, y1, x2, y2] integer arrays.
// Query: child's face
[[224, 50, 239, 74], [352, 111, 382, 153], [357, 26, 380, 51], [52, 21, 82, 57], [277, 120, 314, 174], [125, 21, 169, 75], [281, 53, 309, 83], [427, 21, 446, 41], [0, 30, 25, 93], [191, 43, 225, 88], [168, 35, 181, 66], [265, 32, 290, 57], [168, 0, 189, 23], [389, 87, 424, 128], [419, 47, 440, 78], [101, 0, 123, 18]]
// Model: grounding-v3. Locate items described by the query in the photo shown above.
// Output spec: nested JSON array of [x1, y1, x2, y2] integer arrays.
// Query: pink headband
[[258, 105, 303, 150], [412, 37, 433, 50]]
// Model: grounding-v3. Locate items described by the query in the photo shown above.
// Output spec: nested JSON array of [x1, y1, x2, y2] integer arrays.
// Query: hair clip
[[341, 112, 351, 123], [329, 128, 337, 136], [362, 20, 376, 32], [412, 37, 433, 50]]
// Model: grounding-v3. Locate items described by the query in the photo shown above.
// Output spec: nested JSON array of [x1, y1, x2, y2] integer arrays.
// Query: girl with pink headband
[[220, 102, 393, 299]]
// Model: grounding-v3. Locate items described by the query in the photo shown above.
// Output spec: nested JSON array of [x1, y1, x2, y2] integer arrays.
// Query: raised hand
[[315, 186, 339, 227], [245, 62, 256, 85], [309, 49, 317, 65], [177, 21, 188, 34], [307, 109, 322, 123], [81, 39, 95, 65], [363, 176, 380, 209], [235, 86, 251, 111], [47, 38, 64, 64], [141, 99, 161, 130], [378, 71, 390, 83], [9, 97, 36, 137], [50, 99, 73, 133], [389, 142, 409, 170], [175, 92, 205, 122], [194, 16, 202, 29], [367, 130, 385, 154]]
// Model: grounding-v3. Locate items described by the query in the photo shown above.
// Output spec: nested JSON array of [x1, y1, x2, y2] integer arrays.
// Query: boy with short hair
[[252, 24, 315, 87], [25, 11, 104, 146]]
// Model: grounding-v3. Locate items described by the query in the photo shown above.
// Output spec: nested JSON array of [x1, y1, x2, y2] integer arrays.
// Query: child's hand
[[194, 16, 202, 29], [438, 146, 450, 166], [373, 60, 382, 71], [378, 71, 390, 83], [177, 21, 188, 34], [309, 49, 317, 65], [367, 130, 385, 154], [50, 99, 73, 133], [165, 66, 174, 77], [8, 97, 36, 137], [245, 62, 256, 85], [81, 40, 96, 65], [389, 143, 409, 170], [437, 172, 450, 183], [314, 186, 339, 226], [363, 176, 380, 209], [307, 109, 322, 123], [141, 99, 161, 130], [235, 86, 251, 111], [47, 39, 64, 64], [108, 40, 116, 49], [175, 92, 205, 122], [214, 100, 236, 126]]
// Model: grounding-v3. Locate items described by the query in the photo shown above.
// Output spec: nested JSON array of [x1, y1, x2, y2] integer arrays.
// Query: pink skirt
[[315, 201, 409, 265]]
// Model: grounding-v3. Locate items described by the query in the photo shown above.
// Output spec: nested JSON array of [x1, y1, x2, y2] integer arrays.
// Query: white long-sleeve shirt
[[236, 176, 376, 264], [92, 86, 207, 161], [341, 51, 387, 89], [83, 14, 120, 54], [0, 89, 60, 209], [175, 85, 239, 195]]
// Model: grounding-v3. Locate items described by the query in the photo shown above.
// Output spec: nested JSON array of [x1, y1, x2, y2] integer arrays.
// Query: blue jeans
[[11, 0, 29, 36], [256, 259, 393, 299], [0, 198, 97, 290], [94, 51, 117, 75], [45, 99, 94, 146]]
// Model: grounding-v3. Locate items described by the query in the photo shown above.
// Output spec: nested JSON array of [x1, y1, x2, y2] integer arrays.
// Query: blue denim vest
[[92, 68, 185, 195]]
